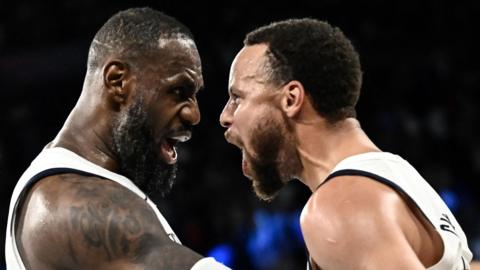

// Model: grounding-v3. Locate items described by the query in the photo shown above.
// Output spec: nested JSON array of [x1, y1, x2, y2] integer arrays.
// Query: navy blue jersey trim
[[17, 167, 106, 206], [29, 167, 103, 184], [316, 169, 435, 228], [317, 169, 407, 191]]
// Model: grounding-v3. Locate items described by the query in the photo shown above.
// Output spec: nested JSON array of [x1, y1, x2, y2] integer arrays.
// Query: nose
[[219, 103, 232, 128], [180, 100, 201, 126]]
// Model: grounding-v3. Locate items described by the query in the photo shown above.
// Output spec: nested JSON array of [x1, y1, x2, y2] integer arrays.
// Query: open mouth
[[160, 131, 192, 164]]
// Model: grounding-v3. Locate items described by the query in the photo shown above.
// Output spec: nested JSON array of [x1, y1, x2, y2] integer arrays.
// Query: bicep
[[301, 177, 426, 270], [303, 212, 425, 270], [60, 177, 201, 269]]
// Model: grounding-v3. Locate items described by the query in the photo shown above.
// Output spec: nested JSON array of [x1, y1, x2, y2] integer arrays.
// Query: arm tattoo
[[68, 181, 157, 261], [63, 178, 201, 269]]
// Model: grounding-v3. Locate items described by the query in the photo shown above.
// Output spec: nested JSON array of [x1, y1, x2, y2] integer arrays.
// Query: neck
[[48, 88, 119, 172], [295, 118, 380, 192]]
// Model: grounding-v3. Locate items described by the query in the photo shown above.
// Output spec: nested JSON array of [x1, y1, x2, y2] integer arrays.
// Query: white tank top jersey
[[307, 152, 473, 270], [5, 147, 182, 270]]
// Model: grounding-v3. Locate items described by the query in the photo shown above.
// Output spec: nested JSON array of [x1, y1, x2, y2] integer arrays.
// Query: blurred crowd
[[1, 1, 479, 269]]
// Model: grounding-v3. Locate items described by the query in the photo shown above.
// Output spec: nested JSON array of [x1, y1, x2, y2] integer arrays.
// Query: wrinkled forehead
[[150, 37, 204, 84], [158, 35, 197, 53], [159, 37, 202, 67], [230, 44, 269, 85]]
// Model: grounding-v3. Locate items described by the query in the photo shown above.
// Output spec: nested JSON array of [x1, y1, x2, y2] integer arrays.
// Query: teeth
[[169, 131, 191, 142], [172, 146, 177, 160]]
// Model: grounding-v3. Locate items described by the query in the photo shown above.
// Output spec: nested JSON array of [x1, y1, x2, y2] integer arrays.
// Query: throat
[[297, 146, 331, 192]]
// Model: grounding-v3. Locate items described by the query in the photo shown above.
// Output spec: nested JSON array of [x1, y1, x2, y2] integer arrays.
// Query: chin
[[251, 177, 283, 202]]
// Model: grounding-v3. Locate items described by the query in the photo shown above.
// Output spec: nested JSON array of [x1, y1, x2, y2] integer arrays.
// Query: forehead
[[144, 38, 203, 85], [230, 44, 269, 87]]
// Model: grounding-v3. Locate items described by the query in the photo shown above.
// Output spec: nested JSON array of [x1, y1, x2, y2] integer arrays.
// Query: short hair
[[87, 7, 193, 70], [244, 18, 362, 122]]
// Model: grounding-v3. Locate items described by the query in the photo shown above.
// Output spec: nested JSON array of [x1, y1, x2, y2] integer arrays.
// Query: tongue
[[161, 140, 177, 164]]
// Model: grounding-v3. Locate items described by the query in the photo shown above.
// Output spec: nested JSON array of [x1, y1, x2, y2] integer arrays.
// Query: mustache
[[174, 125, 193, 134]]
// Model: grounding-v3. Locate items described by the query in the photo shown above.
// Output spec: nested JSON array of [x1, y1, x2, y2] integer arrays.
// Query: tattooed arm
[[16, 174, 202, 270]]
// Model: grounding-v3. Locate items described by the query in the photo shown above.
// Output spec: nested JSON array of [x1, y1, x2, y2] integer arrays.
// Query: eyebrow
[[183, 68, 204, 89], [179, 72, 204, 94], [193, 78, 204, 94], [229, 86, 245, 96]]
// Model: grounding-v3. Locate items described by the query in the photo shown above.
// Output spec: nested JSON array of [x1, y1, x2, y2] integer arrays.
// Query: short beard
[[112, 99, 177, 198], [248, 111, 301, 201]]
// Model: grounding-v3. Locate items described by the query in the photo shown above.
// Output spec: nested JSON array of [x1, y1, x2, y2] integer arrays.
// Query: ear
[[281, 80, 305, 118], [103, 60, 131, 105]]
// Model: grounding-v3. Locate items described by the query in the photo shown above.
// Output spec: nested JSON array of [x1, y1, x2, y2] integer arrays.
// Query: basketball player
[[5, 7, 230, 270], [220, 18, 476, 269]]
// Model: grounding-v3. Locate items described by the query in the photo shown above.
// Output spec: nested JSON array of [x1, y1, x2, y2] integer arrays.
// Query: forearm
[[140, 242, 203, 269], [100, 243, 229, 270]]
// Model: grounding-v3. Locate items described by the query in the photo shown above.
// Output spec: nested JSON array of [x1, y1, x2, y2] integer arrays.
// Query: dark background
[[1, 1, 479, 269]]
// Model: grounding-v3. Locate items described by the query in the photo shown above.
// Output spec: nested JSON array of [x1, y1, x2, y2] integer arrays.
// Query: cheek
[[250, 108, 284, 141], [237, 107, 272, 151], [148, 108, 172, 138], [233, 106, 256, 137], [151, 118, 166, 137]]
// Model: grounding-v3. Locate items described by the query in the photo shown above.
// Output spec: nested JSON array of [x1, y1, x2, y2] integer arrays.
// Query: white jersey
[[5, 147, 181, 270], [308, 152, 472, 270]]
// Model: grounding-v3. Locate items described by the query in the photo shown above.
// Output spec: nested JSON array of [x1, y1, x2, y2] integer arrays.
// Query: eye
[[172, 87, 183, 97], [171, 86, 194, 101], [231, 94, 241, 106]]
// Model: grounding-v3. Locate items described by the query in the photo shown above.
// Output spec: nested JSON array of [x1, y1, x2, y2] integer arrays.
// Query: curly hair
[[244, 18, 362, 122], [87, 7, 193, 70]]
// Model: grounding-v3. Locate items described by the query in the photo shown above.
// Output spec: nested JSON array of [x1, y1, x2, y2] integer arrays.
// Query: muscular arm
[[300, 176, 435, 270], [16, 174, 202, 270], [471, 261, 480, 270]]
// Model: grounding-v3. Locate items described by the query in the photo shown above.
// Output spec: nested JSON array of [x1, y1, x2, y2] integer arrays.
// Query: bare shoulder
[[471, 261, 480, 270], [301, 174, 406, 231], [300, 175, 424, 269], [17, 173, 201, 269]]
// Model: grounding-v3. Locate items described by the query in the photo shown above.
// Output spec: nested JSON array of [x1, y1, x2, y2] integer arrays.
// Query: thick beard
[[112, 99, 177, 198], [248, 112, 300, 201]]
